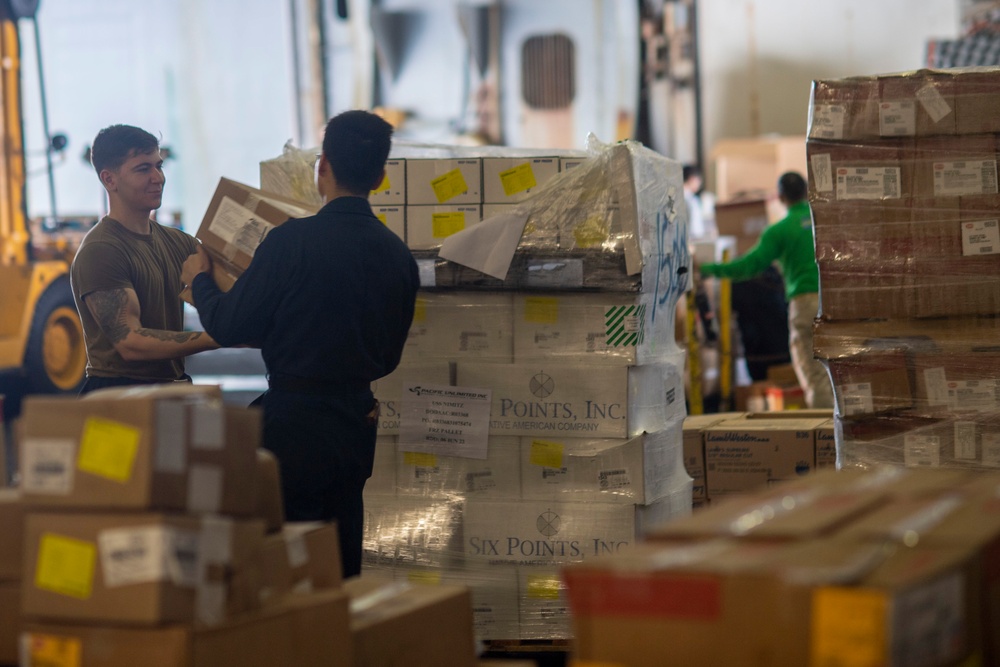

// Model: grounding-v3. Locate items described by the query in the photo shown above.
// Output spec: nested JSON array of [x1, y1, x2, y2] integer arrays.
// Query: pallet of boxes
[[4, 385, 479, 665], [268, 136, 699, 648], [805, 66, 1000, 471]]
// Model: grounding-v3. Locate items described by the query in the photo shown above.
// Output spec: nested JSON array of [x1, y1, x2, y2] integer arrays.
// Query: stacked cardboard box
[[807, 67, 1000, 471], [564, 466, 1000, 666], [361, 139, 694, 642], [260, 145, 573, 250], [10, 385, 357, 667]]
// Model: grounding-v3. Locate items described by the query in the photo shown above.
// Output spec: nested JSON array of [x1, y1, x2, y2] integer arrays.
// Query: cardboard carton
[[0, 581, 19, 664], [257, 522, 342, 604], [369, 159, 406, 205], [456, 361, 685, 439], [19, 589, 351, 667], [809, 76, 880, 142], [711, 198, 769, 256], [255, 449, 283, 534], [20, 392, 259, 516], [710, 135, 807, 202], [405, 158, 482, 206], [517, 567, 571, 639], [345, 577, 477, 667], [404, 292, 514, 363], [955, 69, 1000, 135], [0, 488, 24, 581], [482, 157, 560, 204], [815, 419, 837, 469], [189, 178, 318, 296], [702, 417, 826, 497], [362, 496, 465, 569], [397, 436, 521, 499], [683, 414, 743, 500], [22, 512, 265, 626], [406, 204, 482, 249]]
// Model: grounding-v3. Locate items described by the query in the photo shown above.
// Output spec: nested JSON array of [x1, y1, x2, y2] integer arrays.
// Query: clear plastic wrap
[[807, 67, 1000, 472], [357, 136, 691, 641], [258, 140, 324, 208]]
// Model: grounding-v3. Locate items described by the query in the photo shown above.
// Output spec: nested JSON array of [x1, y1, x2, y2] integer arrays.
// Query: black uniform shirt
[[192, 196, 419, 388]]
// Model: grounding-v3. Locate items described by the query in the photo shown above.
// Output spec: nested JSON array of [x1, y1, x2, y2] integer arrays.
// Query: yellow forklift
[[0, 0, 86, 395]]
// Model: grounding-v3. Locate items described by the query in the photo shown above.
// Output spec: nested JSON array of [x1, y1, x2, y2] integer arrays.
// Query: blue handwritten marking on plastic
[[651, 194, 690, 324]]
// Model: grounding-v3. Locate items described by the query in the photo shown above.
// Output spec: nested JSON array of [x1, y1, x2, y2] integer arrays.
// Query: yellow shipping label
[[530, 440, 564, 469], [407, 570, 442, 585], [376, 213, 387, 225], [23, 634, 82, 667], [500, 162, 538, 196], [35, 533, 97, 600], [413, 298, 427, 323], [373, 173, 390, 194], [403, 451, 438, 468], [810, 587, 887, 667], [431, 212, 466, 238], [524, 296, 559, 324], [77, 417, 141, 483], [430, 169, 469, 203], [526, 573, 562, 599]]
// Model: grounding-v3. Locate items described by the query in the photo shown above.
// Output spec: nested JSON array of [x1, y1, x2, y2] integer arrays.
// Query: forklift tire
[[23, 277, 87, 394]]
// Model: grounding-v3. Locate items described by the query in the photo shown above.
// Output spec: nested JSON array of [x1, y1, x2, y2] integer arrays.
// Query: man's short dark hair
[[91, 124, 159, 176], [778, 171, 807, 203], [321, 110, 393, 195], [682, 164, 702, 182]]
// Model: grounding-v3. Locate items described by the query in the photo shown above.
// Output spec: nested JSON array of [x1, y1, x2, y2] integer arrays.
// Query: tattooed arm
[[85, 287, 219, 361]]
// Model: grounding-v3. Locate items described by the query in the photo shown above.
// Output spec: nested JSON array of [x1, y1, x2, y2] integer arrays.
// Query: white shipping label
[[169, 530, 200, 587], [465, 470, 497, 492], [891, 572, 965, 667], [946, 379, 999, 411], [879, 100, 916, 136], [933, 160, 998, 197], [836, 167, 901, 200], [21, 438, 75, 494], [98, 526, 171, 587], [904, 435, 941, 467], [155, 401, 187, 473], [982, 433, 1000, 467], [916, 83, 953, 123], [187, 465, 223, 513], [811, 153, 834, 193], [810, 104, 846, 140], [840, 382, 874, 416], [961, 219, 1000, 256], [190, 403, 224, 450], [285, 535, 310, 569], [954, 422, 977, 460], [923, 367, 949, 407], [208, 196, 276, 258], [597, 468, 632, 491]]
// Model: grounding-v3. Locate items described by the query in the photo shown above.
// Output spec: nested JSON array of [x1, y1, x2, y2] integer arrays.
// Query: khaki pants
[[788, 293, 833, 409]]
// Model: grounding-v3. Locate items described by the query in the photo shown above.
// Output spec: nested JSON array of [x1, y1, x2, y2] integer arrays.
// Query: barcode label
[[836, 167, 901, 200], [879, 100, 916, 136], [904, 435, 941, 467], [841, 382, 874, 416], [598, 468, 631, 490], [955, 422, 977, 460], [961, 220, 1000, 257], [810, 104, 846, 140], [933, 159, 998, 196], [946, 379, 999, 411]]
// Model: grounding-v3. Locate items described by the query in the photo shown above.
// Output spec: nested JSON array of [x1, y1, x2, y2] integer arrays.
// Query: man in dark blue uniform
[[181, 110, 419, 577]]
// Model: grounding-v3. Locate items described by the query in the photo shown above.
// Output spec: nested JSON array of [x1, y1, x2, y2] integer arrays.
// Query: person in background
[[71, 124, 217, 394], [697, 171, 833, 409], [683, 164, 713, 241], [182, 110, 419, 578]]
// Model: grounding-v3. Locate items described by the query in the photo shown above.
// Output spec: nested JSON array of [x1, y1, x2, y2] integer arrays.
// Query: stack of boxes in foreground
[[806, 66, 1000, 470], [563, 465, 1000, 666], [1, 385, 481, 666], [345, 139, 693, 641]]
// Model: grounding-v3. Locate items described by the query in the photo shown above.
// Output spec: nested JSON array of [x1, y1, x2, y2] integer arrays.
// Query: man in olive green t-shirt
[[699, 172, 833, 408], [70, 124, 218, 394]]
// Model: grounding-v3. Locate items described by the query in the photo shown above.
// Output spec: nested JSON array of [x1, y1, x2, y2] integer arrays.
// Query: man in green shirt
[[699, 172, 833, 408]]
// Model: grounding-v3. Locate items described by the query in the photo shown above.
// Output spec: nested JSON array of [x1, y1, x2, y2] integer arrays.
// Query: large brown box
[[0, 581, 19, 664], [345, 577, 477, 667], [711, 198, 769, 256], [682, 413, 742, 501], [709, 135, 807, 202], [22, 512, 265, 626], [257, 522, 342, 604], [190, 178, 318, 294], [702, 417, 827, 498], [955, 68, 1000, 135], [20, 589, 351, 667], [566, 537, 981, 667], [20, 389, 259, 516], [0, 489, 24, 581]]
